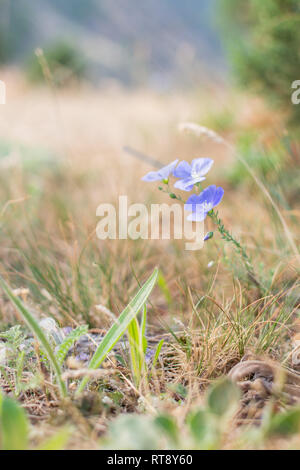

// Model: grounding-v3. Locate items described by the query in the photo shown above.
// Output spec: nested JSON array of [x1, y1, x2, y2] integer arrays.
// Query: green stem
[[208, 210, 263, 292]]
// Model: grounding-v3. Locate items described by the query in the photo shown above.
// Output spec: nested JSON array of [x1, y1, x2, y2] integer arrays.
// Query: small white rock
[[0, 343, 7, 366], [102, 396, 113, 405]]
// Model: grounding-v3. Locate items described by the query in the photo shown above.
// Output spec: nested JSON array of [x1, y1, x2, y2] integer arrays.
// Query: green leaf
[[267, 408, 300, 437], [0, 275, 67, 397], [157, 272, 172, 305], [151, 339, 164, 371], [187, 409, 220, 449], [76, 268, 158, 394], [38, 427, 70, 450], [128, 316, 142, 385], [155, 414, 178, 444], [140, 305, 148, 355], [207, 377, 240, 417], [1, 396, 29, 450], [168, 382, 187, 399], [188, 409, 209, 442], [56, 324, 88, 366], [104, 414, 159, 450]]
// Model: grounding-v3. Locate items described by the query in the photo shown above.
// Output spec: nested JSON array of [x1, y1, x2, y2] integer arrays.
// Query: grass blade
[[76, 268, 158, 394], [140, 305, 148, 354], [150, 339, 164, 376], [157, 272, 172, 305], [128, 316, 141, 385], [128, 305, 148, 386]]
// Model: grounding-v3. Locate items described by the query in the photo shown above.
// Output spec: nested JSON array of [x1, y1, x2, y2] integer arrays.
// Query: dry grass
[[0, 70, 299, 449]]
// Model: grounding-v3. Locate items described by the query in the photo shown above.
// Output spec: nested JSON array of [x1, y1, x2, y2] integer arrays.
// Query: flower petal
[[184, 194, 202, 212], [183, 175, 206, 187], [142, 159, 178, 182], [142, 171, 162, 182], [158, 159, 179, 179], [173, 160, 191, 179], [213, 187, 224, 207], [197, 185, 217, 205], [191, 158, 214, 177], [174, 179, 192, 191], [195, 185, 224, 209], [187, 211, 207, 222], [174, 176, 205, 191], [204, 231, 214, 241]]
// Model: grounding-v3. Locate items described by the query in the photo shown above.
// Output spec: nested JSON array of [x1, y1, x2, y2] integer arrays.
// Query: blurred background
[[1, 2, 300, 451], [0, 0, 224, 88], [1, 0, 299, 119], [0, 0, 299, 323]]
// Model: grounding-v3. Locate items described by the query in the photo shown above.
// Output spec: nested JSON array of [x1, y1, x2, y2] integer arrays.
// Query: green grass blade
[[77, 268, 158, 394], [140, 305, 148, 354], [128, 317, 141, 385], [149, 339, 164, 379], [157, 272, 172, 305], [0, 275, 67, 398], [128, 305, 149, 386]]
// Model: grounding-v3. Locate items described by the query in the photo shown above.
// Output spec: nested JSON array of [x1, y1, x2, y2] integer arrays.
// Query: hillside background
[[0, 0, 224, 87]]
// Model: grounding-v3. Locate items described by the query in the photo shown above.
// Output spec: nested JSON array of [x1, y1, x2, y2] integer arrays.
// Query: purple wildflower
[[62, 326, 73, 336], [76, 352, 90, 362], [204, 231, 214, 241], [142, 159, 179, 182], [145, 348, 155, 364], [184, 185, 224, 221], [173, 158, 213, 191]]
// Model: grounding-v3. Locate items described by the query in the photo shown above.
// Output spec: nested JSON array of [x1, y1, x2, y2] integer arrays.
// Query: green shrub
[[218, 0, 300, 125], [27, 40, 87, 86]]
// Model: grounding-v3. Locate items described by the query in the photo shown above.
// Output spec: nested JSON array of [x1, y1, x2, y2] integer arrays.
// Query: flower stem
[[208, 210, 263, 292]]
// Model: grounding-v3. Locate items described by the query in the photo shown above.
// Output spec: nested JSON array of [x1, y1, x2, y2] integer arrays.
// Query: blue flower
[[173, 158, 213, 191], [142, 159, 179, 182], [76, 352, 90, 362], [184, 185, 224, 221], [204, 231, 214, 241], [145, 348, 155, 364]]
